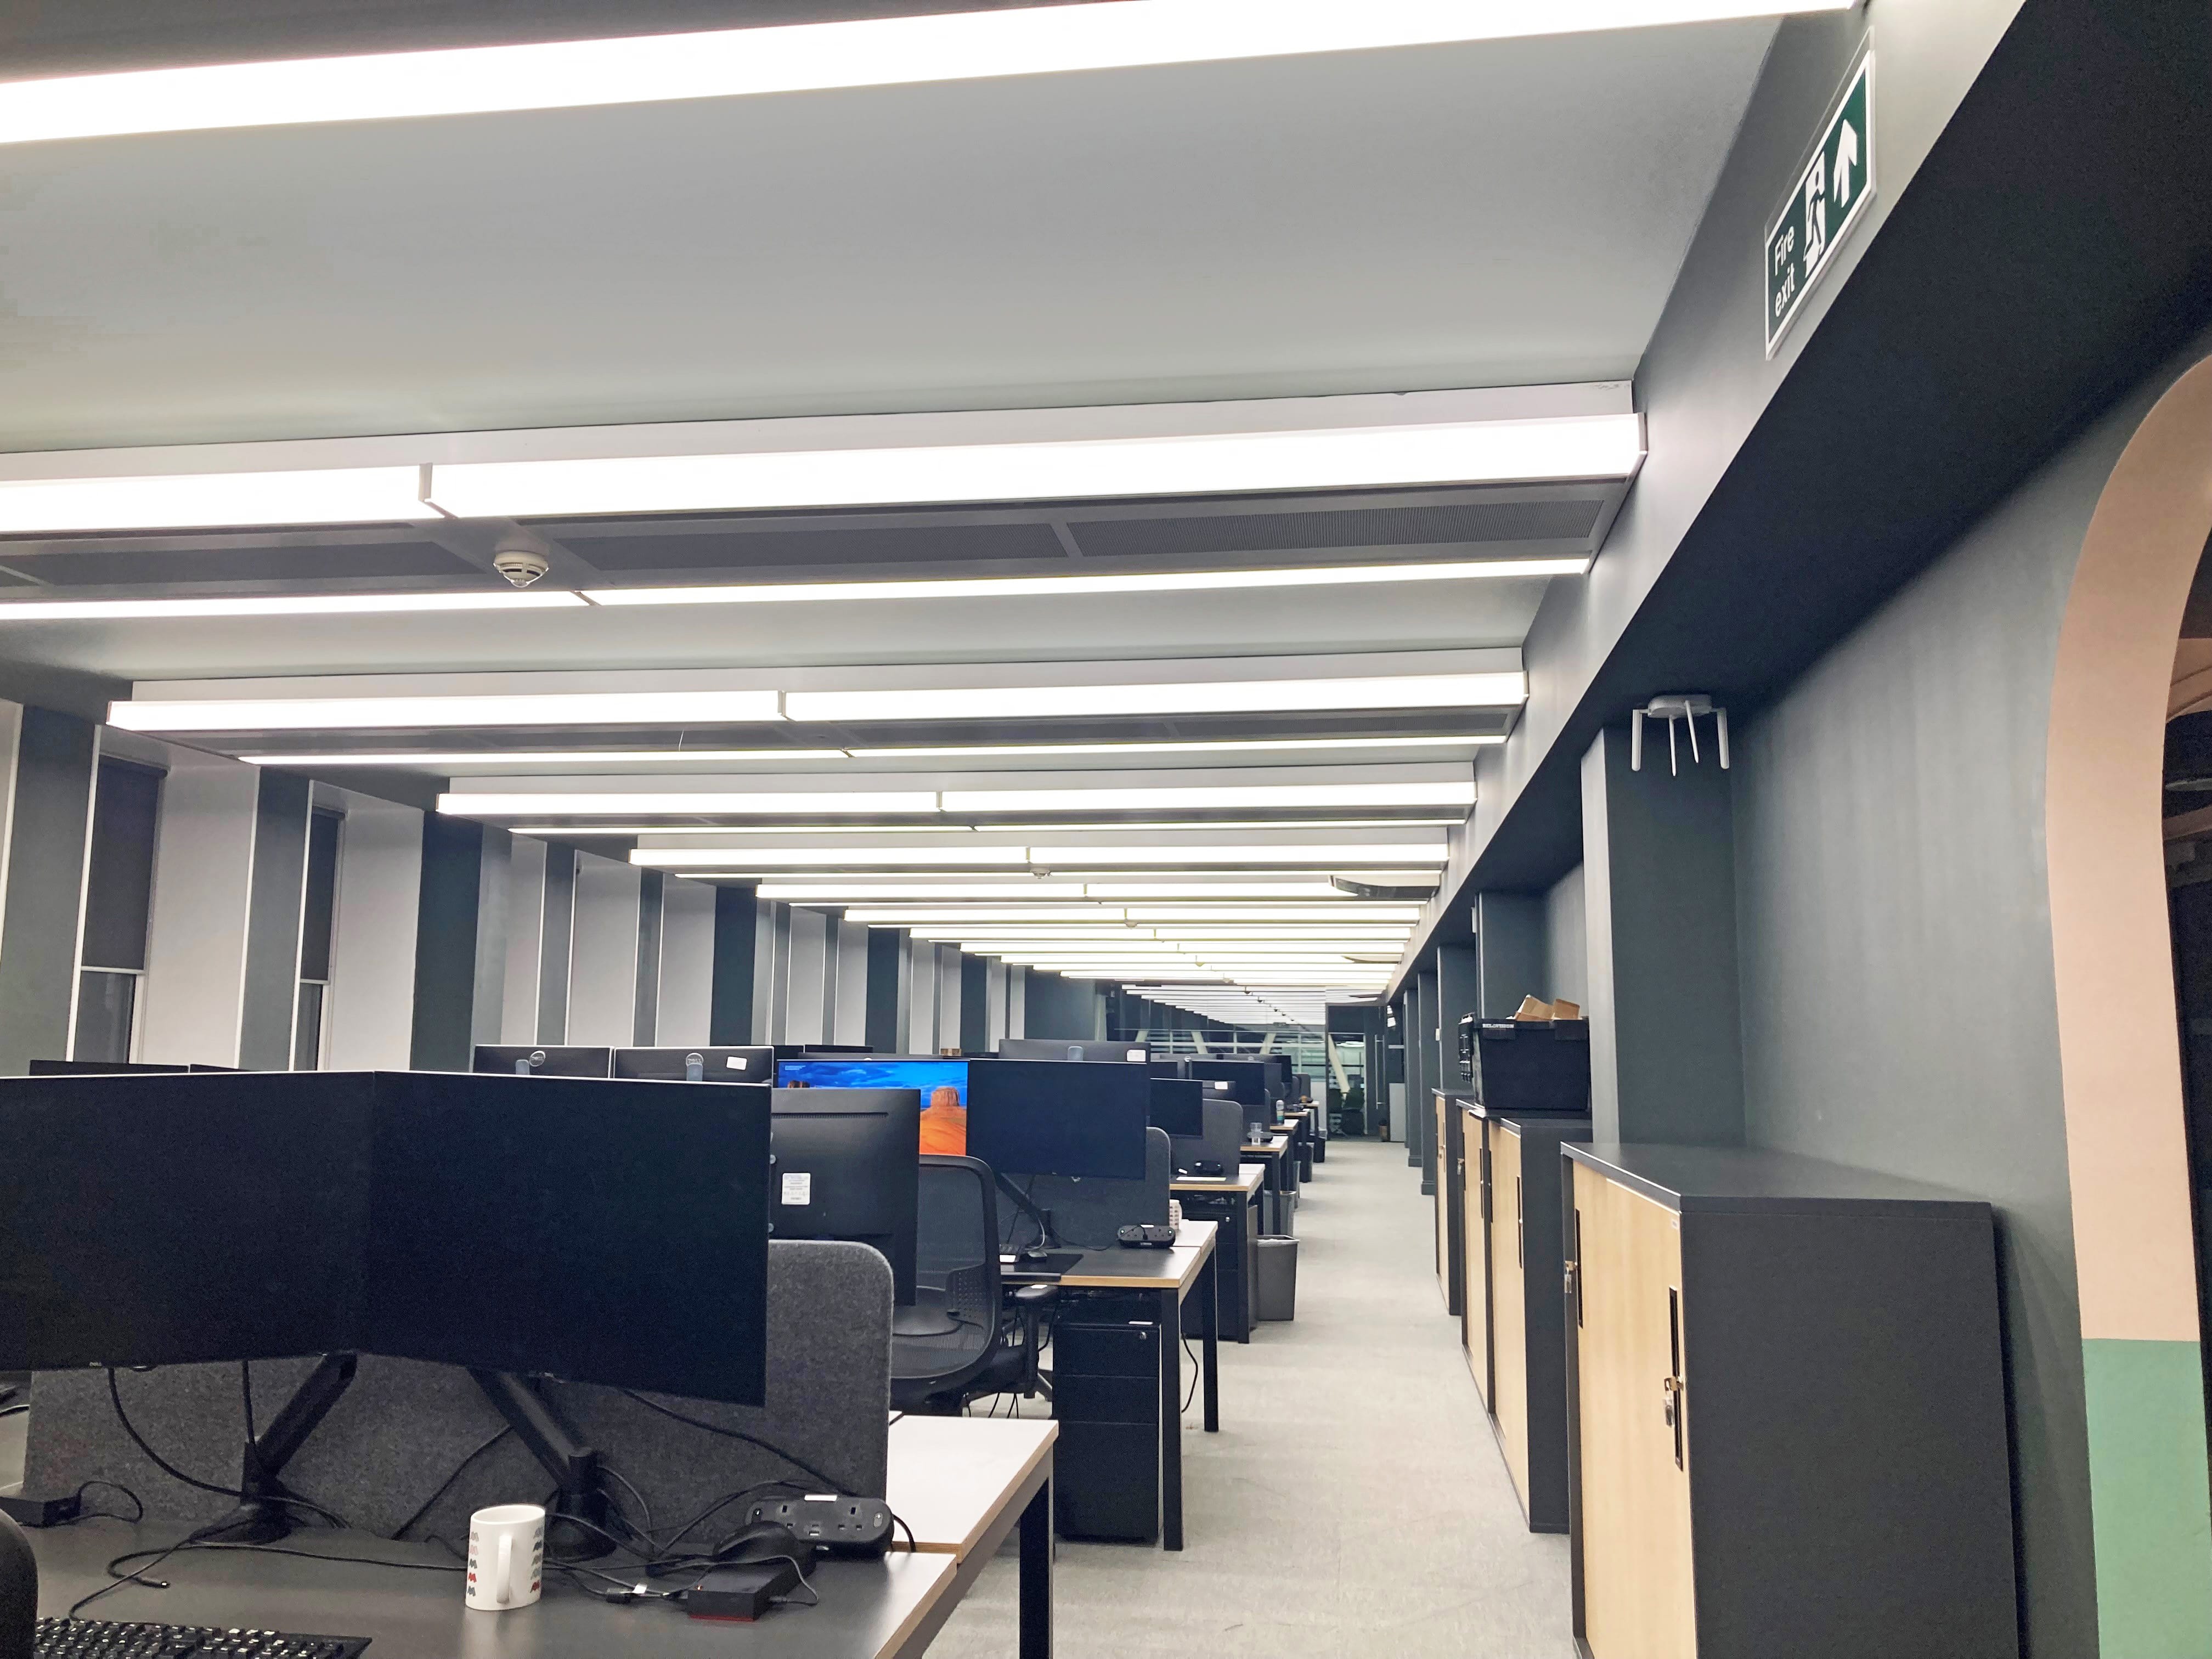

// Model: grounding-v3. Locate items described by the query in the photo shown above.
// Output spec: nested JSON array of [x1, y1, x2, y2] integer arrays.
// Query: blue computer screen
[[775, 1058, 969, 1155]]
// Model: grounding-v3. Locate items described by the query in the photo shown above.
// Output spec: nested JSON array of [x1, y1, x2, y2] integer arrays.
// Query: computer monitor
[[997, 1038, 1149, 1064], [772, 1043, 873, 1058], [27, 1058, 188, 1075], [364, 1071, 771, 1404], [777, 1056, 969, 1156], [1264, 1054, 1295, 1101], [1147, 1059, 1187, 1080], [613, 1045, 774, 1084], [0, 1070, 775, 1407], [473, 1045, 612, 1078], [768, 1087, 929, 1331], [0, 1071, 373, 1369], [1188, 1059, 1268, 1107], [1147, 1078, 1206, 1140], [964, 1058, 1149, 1181]]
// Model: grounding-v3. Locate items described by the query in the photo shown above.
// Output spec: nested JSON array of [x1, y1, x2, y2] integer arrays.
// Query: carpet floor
[[927, 1136, 1575, 1658]]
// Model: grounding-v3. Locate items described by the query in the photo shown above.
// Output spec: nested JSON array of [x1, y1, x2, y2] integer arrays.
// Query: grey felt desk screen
[[1003, 1126, 1172, 1251], [1172, 1100, 1245, 1182], [22, 1240, 892, 1534]]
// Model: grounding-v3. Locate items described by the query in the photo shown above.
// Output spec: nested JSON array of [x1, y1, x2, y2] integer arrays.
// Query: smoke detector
[[491, 544, 550, 588]]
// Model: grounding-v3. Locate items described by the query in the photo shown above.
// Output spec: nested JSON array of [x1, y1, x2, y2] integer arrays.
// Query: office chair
[[1, 1510, 32, 1659], [891, 1156, 1055, 1416]]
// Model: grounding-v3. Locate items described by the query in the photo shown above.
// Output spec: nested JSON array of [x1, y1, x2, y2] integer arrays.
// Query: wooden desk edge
[[888, 1419, 1057, 1560], [1059, 1217, 1217, 1290], [882, 1553, 963, 1659]]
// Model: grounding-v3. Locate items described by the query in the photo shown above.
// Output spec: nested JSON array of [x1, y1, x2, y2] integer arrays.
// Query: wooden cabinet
[[1433, 1090, 1463, 1315], [1459, 1104, 1491, 1404], [1563, 1144, 2017, 1659]]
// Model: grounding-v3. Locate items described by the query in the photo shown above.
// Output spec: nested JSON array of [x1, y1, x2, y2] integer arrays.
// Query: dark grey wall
[[1725, 328, 2212, 1658], [1546, 865, 1587, 1008], [0, 708, 94, 1074], [708, 885, 758, 1046], [864, 927, 904, 1054], [1474, 891, 1546, 1019], [1581, 726, 1743, 1146], [1413, 968, 1438, 1176], [1436, 943, 1479, 1102], [633, 868, 663, 1046], [237, 768, 309, 1071], [958, 955, 988, 1054], [1024, 973, 1103, 1042]]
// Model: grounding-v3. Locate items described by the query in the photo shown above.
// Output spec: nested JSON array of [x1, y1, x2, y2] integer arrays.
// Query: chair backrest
[[915, 1154, 1002, 1319]]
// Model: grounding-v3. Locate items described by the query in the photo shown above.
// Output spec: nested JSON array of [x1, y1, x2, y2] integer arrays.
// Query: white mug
[[466, 1504, 545, 1611]]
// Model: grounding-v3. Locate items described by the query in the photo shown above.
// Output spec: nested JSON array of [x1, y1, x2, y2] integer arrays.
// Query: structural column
[[0, 707, 91, 1074], [1580, 724, 1745, 1144]]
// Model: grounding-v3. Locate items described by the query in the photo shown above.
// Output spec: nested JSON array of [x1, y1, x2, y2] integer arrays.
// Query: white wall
[[905, 939, 938, 1054], [783, 905, 827, 1045], [139, 748, 258, 1066], [657, 874, 715, 1045], [324, 791, 424, 1069], [832, 918, 869, 1045], [567, 852, 640, 1047], [500, 835, 547, 1045]]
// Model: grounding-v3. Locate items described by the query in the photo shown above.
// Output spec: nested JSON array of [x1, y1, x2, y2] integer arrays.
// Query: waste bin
[[1254, 1235, 1299, 1322]]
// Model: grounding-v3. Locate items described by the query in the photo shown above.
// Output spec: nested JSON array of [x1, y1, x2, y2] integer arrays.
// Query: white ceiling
[[0, 13, 1783, 1017], [0, 20, 1774, 451]]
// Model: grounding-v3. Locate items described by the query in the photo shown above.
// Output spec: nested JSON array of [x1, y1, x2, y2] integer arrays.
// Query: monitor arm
[[994, 1172, 1063, 1254], [470, 1370, 614, 1561], [198, 1352, 358, 1545]]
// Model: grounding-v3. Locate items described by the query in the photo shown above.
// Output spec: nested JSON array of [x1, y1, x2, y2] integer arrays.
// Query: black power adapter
[[683, 1561, 802, 1621], [0, 1494, 80, 1528]]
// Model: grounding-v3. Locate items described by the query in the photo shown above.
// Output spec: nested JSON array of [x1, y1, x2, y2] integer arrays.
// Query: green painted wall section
[[2085, 1338, 2212, 1656]]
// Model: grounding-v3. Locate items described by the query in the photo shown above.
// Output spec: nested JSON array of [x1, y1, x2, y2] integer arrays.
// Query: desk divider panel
[[24, 1240, 891, 1535], [1014, 1126, 1171, 1250]]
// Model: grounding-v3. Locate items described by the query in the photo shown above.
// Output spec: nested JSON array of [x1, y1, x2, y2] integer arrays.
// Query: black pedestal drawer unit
[[1053, 1303, 1160, 1542]]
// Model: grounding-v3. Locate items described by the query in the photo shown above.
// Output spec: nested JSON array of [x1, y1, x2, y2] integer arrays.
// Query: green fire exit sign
[[1765, 53, 1875, 355]]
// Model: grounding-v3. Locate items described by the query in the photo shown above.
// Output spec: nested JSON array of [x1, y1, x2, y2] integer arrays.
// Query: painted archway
[[2047, 352, 2212, 1655]]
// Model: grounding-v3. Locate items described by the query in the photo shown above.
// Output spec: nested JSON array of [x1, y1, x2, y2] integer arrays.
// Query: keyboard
[[36, 1620, 370, 1658]]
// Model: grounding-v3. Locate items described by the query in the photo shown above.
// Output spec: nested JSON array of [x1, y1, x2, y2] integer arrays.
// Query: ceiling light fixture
[[244, 747, 845, 769], [941, 781, 1474, 813], [112, 689, 785, 734], [847, 737, 1501, 760], [0, 468, 426, 535], [0, 590, 587, 622], [0, 2, 1847, 146], [447, 790, 938, 817], [782, 673, 1521, 723], [580, 557, 1587, 608]]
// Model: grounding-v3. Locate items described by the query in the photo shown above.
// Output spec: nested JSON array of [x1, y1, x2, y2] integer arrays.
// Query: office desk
[[1018, 1221, 1217, 1550], [885, 1417, 1054, 1659], [1240, 1135, 1294, 1233], [1171, 1165, 1263, 1341], [29, 1521, 958, 1659]]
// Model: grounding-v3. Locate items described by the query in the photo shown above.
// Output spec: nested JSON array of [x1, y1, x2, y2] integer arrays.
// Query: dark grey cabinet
[[1562, 1143, 2017, 1659]]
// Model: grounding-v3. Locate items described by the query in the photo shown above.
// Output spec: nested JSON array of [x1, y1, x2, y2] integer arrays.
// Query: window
[[74, 758, 162, 1064], [294, 807, 341, 1070]]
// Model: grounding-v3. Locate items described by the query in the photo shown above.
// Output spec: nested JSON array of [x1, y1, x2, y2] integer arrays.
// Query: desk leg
[[1199, 1252, 1220, 1434], [1159, 1286, 1183, 1551], [1019, 1476, 1053, 1659]]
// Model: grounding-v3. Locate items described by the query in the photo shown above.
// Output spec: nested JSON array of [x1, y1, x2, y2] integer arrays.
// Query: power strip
[[741, 1493, 892, 1556]]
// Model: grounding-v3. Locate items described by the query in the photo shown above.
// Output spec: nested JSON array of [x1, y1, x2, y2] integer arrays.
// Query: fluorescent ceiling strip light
[[1024, 844, 1446, 865], [0, 2, 1848, 145], [246, 747, 844, 769], [632, 842, 1444, 867], [513, 824, 983, 838], [784, 673, 1521, 723], [580, 558, 1587, 608], [1124, 906, 1423, 921], [501, 822, 1452, 840], [847, 736, 1501, 759], [943, 782, 1474, 812], [1081, 880, 1421, 897], [442, 422, 1637, 518], [0, 590, 585, 622], [836, 906, 1417, 923], [636, 847, 1025, 867], [113, 690, 784, 734], [449, 791, 936, 816], [0, 468, 424, 534], [840, 908, 1131, 924], [756, 882, 1350, 900]]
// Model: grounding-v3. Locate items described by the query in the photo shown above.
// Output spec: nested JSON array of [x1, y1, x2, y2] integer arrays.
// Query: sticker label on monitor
[[726, 1056, 750, 1071], [1126, 1049, 1146, 1061], [781, 1172, 812, 1206]]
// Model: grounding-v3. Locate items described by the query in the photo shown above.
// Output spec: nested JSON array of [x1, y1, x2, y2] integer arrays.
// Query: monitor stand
[[197, 1353, 358, 1545], [470, 1370, 615, 1561], [995, 1173, 1066, 1256]]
